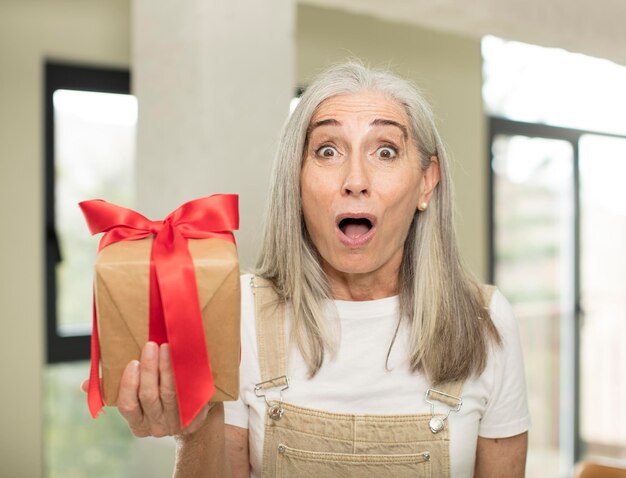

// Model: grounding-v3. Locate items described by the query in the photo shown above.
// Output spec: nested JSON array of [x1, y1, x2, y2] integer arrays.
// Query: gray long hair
[[256, 61, 500, 383]]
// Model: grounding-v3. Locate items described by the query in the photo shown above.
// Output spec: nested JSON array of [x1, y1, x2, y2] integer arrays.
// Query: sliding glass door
[[490, 119, 626, 477]]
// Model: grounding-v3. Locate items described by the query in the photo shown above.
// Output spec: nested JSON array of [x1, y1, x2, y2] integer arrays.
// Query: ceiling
[[302, 0, 626, 67]]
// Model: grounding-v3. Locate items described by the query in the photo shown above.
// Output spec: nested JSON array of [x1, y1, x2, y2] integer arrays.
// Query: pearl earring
[[420, 202, 428, 211]]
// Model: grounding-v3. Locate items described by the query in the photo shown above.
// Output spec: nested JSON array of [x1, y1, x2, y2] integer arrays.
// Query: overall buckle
[[255, 375, 290, 421], [424, 388, 463, 434]]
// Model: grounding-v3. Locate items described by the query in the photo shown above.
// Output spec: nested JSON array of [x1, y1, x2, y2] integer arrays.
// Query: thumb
[[80, 377, 103, 394]]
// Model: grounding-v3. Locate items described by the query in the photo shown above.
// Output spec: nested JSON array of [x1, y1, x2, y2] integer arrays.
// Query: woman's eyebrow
[[307, 118, 340, 136], [370, 118, 408, 139]]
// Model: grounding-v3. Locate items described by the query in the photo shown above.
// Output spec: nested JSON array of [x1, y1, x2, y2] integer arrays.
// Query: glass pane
[[53, 89, 137, 335], [579, 134, 626, 460], [492, 134, 575, 477]]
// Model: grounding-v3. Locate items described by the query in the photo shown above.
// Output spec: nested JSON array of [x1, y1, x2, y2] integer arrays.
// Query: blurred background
[[1, 0, 625, 477]]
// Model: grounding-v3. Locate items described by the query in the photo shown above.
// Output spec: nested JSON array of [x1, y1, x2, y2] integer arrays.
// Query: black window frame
[[45, 61, 130, 363]]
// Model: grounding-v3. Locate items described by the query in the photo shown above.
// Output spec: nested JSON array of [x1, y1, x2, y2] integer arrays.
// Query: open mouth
[[339, 217, 373, 239], [336, 214, 376, 245]]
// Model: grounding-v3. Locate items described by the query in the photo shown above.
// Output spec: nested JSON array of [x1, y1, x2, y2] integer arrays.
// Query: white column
[[133, 0, 295, 269]]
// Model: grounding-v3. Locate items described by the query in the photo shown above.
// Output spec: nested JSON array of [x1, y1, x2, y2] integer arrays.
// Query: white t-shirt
[[224, 274, 530, 478]]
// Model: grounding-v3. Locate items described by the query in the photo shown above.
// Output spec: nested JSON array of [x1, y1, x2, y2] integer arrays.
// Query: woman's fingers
[[117, 360, 149, 437], [88, 342, 212, 438], [159, 343, 181, 433], [138, 341, 168, 437], [79, 377, 104, 394]]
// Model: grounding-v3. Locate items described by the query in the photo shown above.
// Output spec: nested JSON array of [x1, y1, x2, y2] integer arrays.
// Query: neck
[[323, 259, 400, 301]]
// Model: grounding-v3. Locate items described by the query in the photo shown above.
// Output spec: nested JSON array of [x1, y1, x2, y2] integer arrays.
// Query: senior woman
[[111, 62, 530, 477]]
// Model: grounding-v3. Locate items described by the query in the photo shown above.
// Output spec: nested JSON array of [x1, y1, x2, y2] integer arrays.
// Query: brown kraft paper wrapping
[[94, 236, 240, 405]]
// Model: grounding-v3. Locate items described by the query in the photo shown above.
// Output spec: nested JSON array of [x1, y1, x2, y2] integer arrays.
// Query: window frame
[[45, 61, 130, 363], [488, 116, 626, 468]]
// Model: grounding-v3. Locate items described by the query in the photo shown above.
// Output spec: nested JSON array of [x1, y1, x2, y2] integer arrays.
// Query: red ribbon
[[79, 194, 239, 427]]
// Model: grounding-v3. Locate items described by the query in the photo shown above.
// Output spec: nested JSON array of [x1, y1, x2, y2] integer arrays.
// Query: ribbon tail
[[149, 254, 168, 344], [88, 288, 105, 418], [154, 226, 214, 428]]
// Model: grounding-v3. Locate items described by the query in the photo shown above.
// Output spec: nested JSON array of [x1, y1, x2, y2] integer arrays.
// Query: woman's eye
[[316, 146, 338, 157], [376, 146, 398, 159]]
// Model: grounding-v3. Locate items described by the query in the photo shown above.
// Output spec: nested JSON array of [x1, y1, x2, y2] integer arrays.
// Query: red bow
[[80, 194, 239, 427]]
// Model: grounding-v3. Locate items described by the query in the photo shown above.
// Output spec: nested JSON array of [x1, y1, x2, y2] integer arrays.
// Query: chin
[[326, 255, 379, 276]]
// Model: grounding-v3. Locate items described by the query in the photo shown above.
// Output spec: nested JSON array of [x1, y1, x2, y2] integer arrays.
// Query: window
[[44, 62, 162, 478], [45, 62, 135, 362], [484, 37, 626, 476]]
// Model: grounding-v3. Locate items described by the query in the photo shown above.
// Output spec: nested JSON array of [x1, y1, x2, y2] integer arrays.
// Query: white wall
[[0, 1, 130, 476], [133, 0, 295, 271], [297, 5, 488, 280]]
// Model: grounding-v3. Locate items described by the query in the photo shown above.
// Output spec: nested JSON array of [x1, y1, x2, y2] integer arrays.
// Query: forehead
[[310, 91, 409, 126]]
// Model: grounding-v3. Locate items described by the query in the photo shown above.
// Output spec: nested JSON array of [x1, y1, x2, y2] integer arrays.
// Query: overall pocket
[[275, 443, 432, 478]]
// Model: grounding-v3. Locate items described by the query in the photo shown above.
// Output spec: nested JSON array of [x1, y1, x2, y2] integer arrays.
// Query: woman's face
[[301, 91, 440, 296]]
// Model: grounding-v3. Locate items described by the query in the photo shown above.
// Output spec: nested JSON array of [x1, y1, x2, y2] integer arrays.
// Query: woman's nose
[[341, 155, 370, 196]]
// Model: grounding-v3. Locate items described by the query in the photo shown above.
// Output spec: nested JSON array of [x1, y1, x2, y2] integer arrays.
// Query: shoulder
[[475, 287, 531, 438], [484, 287, 520, 345], [240, 273, 255, 285], [239, 273, 256, 327], [238, 273, 284, 332], [240, 273, 255, 295], [237, 274, 261, 376]]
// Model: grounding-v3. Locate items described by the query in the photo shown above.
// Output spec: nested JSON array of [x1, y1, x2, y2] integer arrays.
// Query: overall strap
[[251, 276, 288, 382], [429, 381, 464, 406]]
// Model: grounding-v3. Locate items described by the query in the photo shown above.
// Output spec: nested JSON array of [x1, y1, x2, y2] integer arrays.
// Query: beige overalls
[[251, 277, 493, 477]]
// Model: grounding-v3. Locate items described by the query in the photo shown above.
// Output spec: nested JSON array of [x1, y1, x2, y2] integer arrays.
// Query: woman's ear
[[417, 156, 441, 210]]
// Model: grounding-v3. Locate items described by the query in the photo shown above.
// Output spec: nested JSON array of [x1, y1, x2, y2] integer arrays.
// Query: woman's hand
[[82, 342, 237, 477], [82, 341, 213, 438]]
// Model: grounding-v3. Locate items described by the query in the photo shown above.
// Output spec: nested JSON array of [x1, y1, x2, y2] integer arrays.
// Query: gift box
[[95, 237, 240, 404], [81, 195, 240, 427]]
